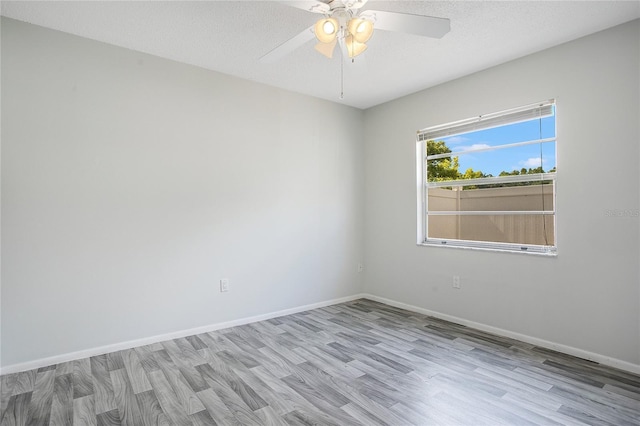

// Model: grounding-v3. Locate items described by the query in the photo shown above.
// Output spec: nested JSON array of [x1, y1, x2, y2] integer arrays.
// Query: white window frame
[[416, 100, 557, 256]]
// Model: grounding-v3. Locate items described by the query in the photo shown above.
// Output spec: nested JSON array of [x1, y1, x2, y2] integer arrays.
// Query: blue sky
[[440, 115, 556, 176]]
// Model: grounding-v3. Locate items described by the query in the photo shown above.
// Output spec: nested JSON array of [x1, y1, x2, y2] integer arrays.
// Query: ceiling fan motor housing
[[312, 0, 375, 58]]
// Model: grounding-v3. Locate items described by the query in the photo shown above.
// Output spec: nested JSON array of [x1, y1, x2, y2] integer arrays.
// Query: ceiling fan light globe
[[345, 35, 368, 58], [314, 18, 339, 43], [314, 38, 338, 58], [347, 18, 373, 43]]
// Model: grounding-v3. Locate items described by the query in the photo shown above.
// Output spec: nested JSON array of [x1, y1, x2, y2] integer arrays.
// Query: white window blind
[[418, 101, 554, 141]]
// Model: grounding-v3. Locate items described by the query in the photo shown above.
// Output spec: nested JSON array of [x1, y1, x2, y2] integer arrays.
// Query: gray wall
[[363, 20, 639, 366], [2, 17, 639, 371], [1, 18, 365, 367]]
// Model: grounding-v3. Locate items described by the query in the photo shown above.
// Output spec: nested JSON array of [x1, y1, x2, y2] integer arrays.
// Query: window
[[416, 100, 557, 255]]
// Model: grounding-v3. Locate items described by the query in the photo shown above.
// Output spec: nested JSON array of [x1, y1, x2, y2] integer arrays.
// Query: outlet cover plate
[[220, 278, 229, 292], [453, 275, 461, 289]]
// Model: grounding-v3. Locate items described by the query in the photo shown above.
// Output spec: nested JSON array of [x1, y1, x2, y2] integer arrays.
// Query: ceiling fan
[[260, 0, 451, 63]]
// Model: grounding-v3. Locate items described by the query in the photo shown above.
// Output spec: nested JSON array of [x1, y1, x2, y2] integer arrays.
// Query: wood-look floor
[[1, 299, 639, 426]]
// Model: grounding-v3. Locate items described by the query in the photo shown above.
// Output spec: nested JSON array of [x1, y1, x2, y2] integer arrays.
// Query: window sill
[[418, 241, 558, 257]]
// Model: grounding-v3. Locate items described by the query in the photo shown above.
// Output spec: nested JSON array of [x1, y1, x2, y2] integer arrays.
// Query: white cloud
[[444, 136, 470, 145], [457, 143, 491, 152], [521, 157, 543, 168]]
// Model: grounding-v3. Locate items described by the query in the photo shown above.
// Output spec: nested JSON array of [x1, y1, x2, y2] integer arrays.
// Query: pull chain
[[340, 47, 344, 99]]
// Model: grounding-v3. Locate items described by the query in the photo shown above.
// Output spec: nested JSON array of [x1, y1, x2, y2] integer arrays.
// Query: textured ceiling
[[2, 1, 639, 109]]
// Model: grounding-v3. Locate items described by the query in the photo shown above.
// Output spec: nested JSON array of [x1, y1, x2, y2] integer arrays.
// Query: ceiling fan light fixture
[[344, 35, 368, 58], [314, 18, 339, 43], [347, 18, 374, 43], [314, 38, 338, 58]]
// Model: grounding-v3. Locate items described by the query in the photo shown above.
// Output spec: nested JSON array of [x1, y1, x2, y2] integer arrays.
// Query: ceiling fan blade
[[364, 10, 450, 39], [345, 0, 369, 10], [259, 25, 316, 63], [282, 1, 331, 14]]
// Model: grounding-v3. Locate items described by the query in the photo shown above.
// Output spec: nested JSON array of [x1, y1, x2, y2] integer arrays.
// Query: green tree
[[497, 166, 550, 187], [426, 140, 460, 181], [461, 168, 488, 180], [427, 139, 555, 188], [427, 140, 490, 183], [459, 167, 490, 189]]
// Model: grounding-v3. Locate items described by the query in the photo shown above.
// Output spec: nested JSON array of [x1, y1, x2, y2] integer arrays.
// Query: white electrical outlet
[[220, 278, 229, 292], [452, 275, 461, 289], [358, 263, 364, 273]]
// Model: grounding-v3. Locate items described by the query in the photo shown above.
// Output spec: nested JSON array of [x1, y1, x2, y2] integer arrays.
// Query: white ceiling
[[2, 1, 639, 109]]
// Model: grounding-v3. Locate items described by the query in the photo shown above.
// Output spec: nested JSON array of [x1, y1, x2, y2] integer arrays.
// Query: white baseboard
[[0, 293, 366, 375], [362, 293, 640, 375], [3, 292, 639, 376]]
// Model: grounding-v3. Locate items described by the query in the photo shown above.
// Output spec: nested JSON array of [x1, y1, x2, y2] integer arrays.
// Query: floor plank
[[1, 299, 638, 426]]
